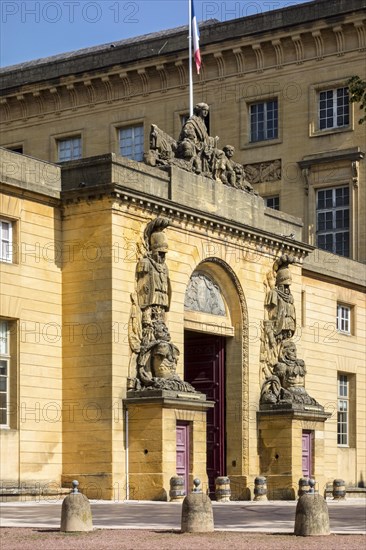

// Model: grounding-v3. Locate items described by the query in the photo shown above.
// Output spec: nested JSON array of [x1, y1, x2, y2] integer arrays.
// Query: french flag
[[191, 0, 201, 74]]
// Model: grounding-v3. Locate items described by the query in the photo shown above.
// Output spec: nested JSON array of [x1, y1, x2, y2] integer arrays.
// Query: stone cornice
[[61, 180, 313, 262], [257, 408, 332, 421], [0, 181, 60, 206], [123, 395, 215, 411], [302, 266, 366, 293], [303, 249, 366, 292], [0, 13, 364, 124], [1, 0, 364, 87], [298, 147, 365, 168], [59, 154, 307, 261], [0, 147, 61, 200]]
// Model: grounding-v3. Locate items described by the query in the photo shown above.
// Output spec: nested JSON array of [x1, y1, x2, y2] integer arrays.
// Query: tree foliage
[[347, 75, 366, 124]]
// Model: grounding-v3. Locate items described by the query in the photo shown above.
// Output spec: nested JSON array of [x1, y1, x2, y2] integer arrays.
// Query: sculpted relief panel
[[184, 272, 226, 316], [244, 160, 281, 184]]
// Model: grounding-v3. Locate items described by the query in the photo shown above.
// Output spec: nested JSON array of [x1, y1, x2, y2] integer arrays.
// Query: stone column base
[[257, 406, 331, 500], [124, 391, 214, 501]]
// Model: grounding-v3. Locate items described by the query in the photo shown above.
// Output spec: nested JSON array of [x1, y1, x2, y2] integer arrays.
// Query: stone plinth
[[124, 392, 214, 501], [257, 407, 331, 500]]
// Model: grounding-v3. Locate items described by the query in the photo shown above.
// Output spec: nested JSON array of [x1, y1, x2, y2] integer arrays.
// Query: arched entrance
[[183, 259, 249, 497]]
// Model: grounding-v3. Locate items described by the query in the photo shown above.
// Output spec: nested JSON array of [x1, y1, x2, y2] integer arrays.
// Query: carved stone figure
[[260, 340, 321, 407], [265, 254, 296, 343], [221, 145, 255, 193], [260, 254, 297, 381], [135, 320, 195, 392], [144, 124, 177, 166], [176, 103, 226, 180], [144, 105, 255, 193], [259, 255, 323, 410], [128, 217, 197, 394], [221, 145, 239, 186], [136, 217, 171, 317], [184, 272, 226, 316]]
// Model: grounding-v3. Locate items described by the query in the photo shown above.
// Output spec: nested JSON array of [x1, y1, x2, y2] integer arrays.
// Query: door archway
[[183, 258, 249, 498]]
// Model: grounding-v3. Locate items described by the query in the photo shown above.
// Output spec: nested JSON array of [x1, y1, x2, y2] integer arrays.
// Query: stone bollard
[[254, 476, 267, 501], [60, 480, 93, 532], [215, 476, 231, 502], [169, 475, 185, 502], [181, 478, 214, 533], [294, 493, 330, 536], [332, 479, 346, 500], [298, 477, 310, 498]]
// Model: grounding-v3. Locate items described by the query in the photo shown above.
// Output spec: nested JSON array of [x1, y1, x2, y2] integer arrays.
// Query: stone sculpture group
[[128, 217, 196, 393], [129, 111, 321, 411], [145, 102, 255, 192], [260, 255, 323, 409]]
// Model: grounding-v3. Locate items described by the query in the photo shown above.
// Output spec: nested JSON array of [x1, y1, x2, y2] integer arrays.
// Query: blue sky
[[1, 0, 310, 67]]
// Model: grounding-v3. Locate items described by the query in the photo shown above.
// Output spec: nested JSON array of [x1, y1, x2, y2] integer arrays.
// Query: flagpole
[[188, 0, 193, 116]]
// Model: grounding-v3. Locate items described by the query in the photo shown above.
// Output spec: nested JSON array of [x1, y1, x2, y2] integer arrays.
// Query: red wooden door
[[176, 422, 190, 495], [302, 431, 313, 478], [184, 331, 226, 497]]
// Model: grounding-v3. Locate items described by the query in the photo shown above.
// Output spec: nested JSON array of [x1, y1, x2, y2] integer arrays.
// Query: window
[[319, 87, 349, 130], [337, 304, 351, 334], [250, 100, 278, 142], [57, 137, 82, 162], [265, 196, 280, 210], [0, 220, 12, 263], [119, 125, 144, 161], [0, 321, 10, 426], [316, 186, 349, 257], [337, 374, 349, 446]]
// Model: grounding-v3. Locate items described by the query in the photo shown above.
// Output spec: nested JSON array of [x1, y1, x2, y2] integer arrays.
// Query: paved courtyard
[[1, 498, 365, 533], [1, 499, 365, 550]]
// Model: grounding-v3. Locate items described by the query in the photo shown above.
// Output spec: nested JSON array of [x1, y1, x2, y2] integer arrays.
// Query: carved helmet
[[150, 231, 168, 253], [276, 266, 292, 286], [144, 217, 169, 253], [274, 254, 295, 286]]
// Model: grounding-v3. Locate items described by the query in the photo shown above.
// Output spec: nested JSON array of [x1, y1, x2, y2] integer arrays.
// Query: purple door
[[302, 431, 313, 478], [176, 422, 190, 495], [184, 331, 226, 497]]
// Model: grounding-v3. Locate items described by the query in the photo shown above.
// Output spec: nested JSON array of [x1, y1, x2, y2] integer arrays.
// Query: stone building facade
[[0, 0, 365, 500], [1, 0, 365, 260], [1, 148, 365, 500]]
